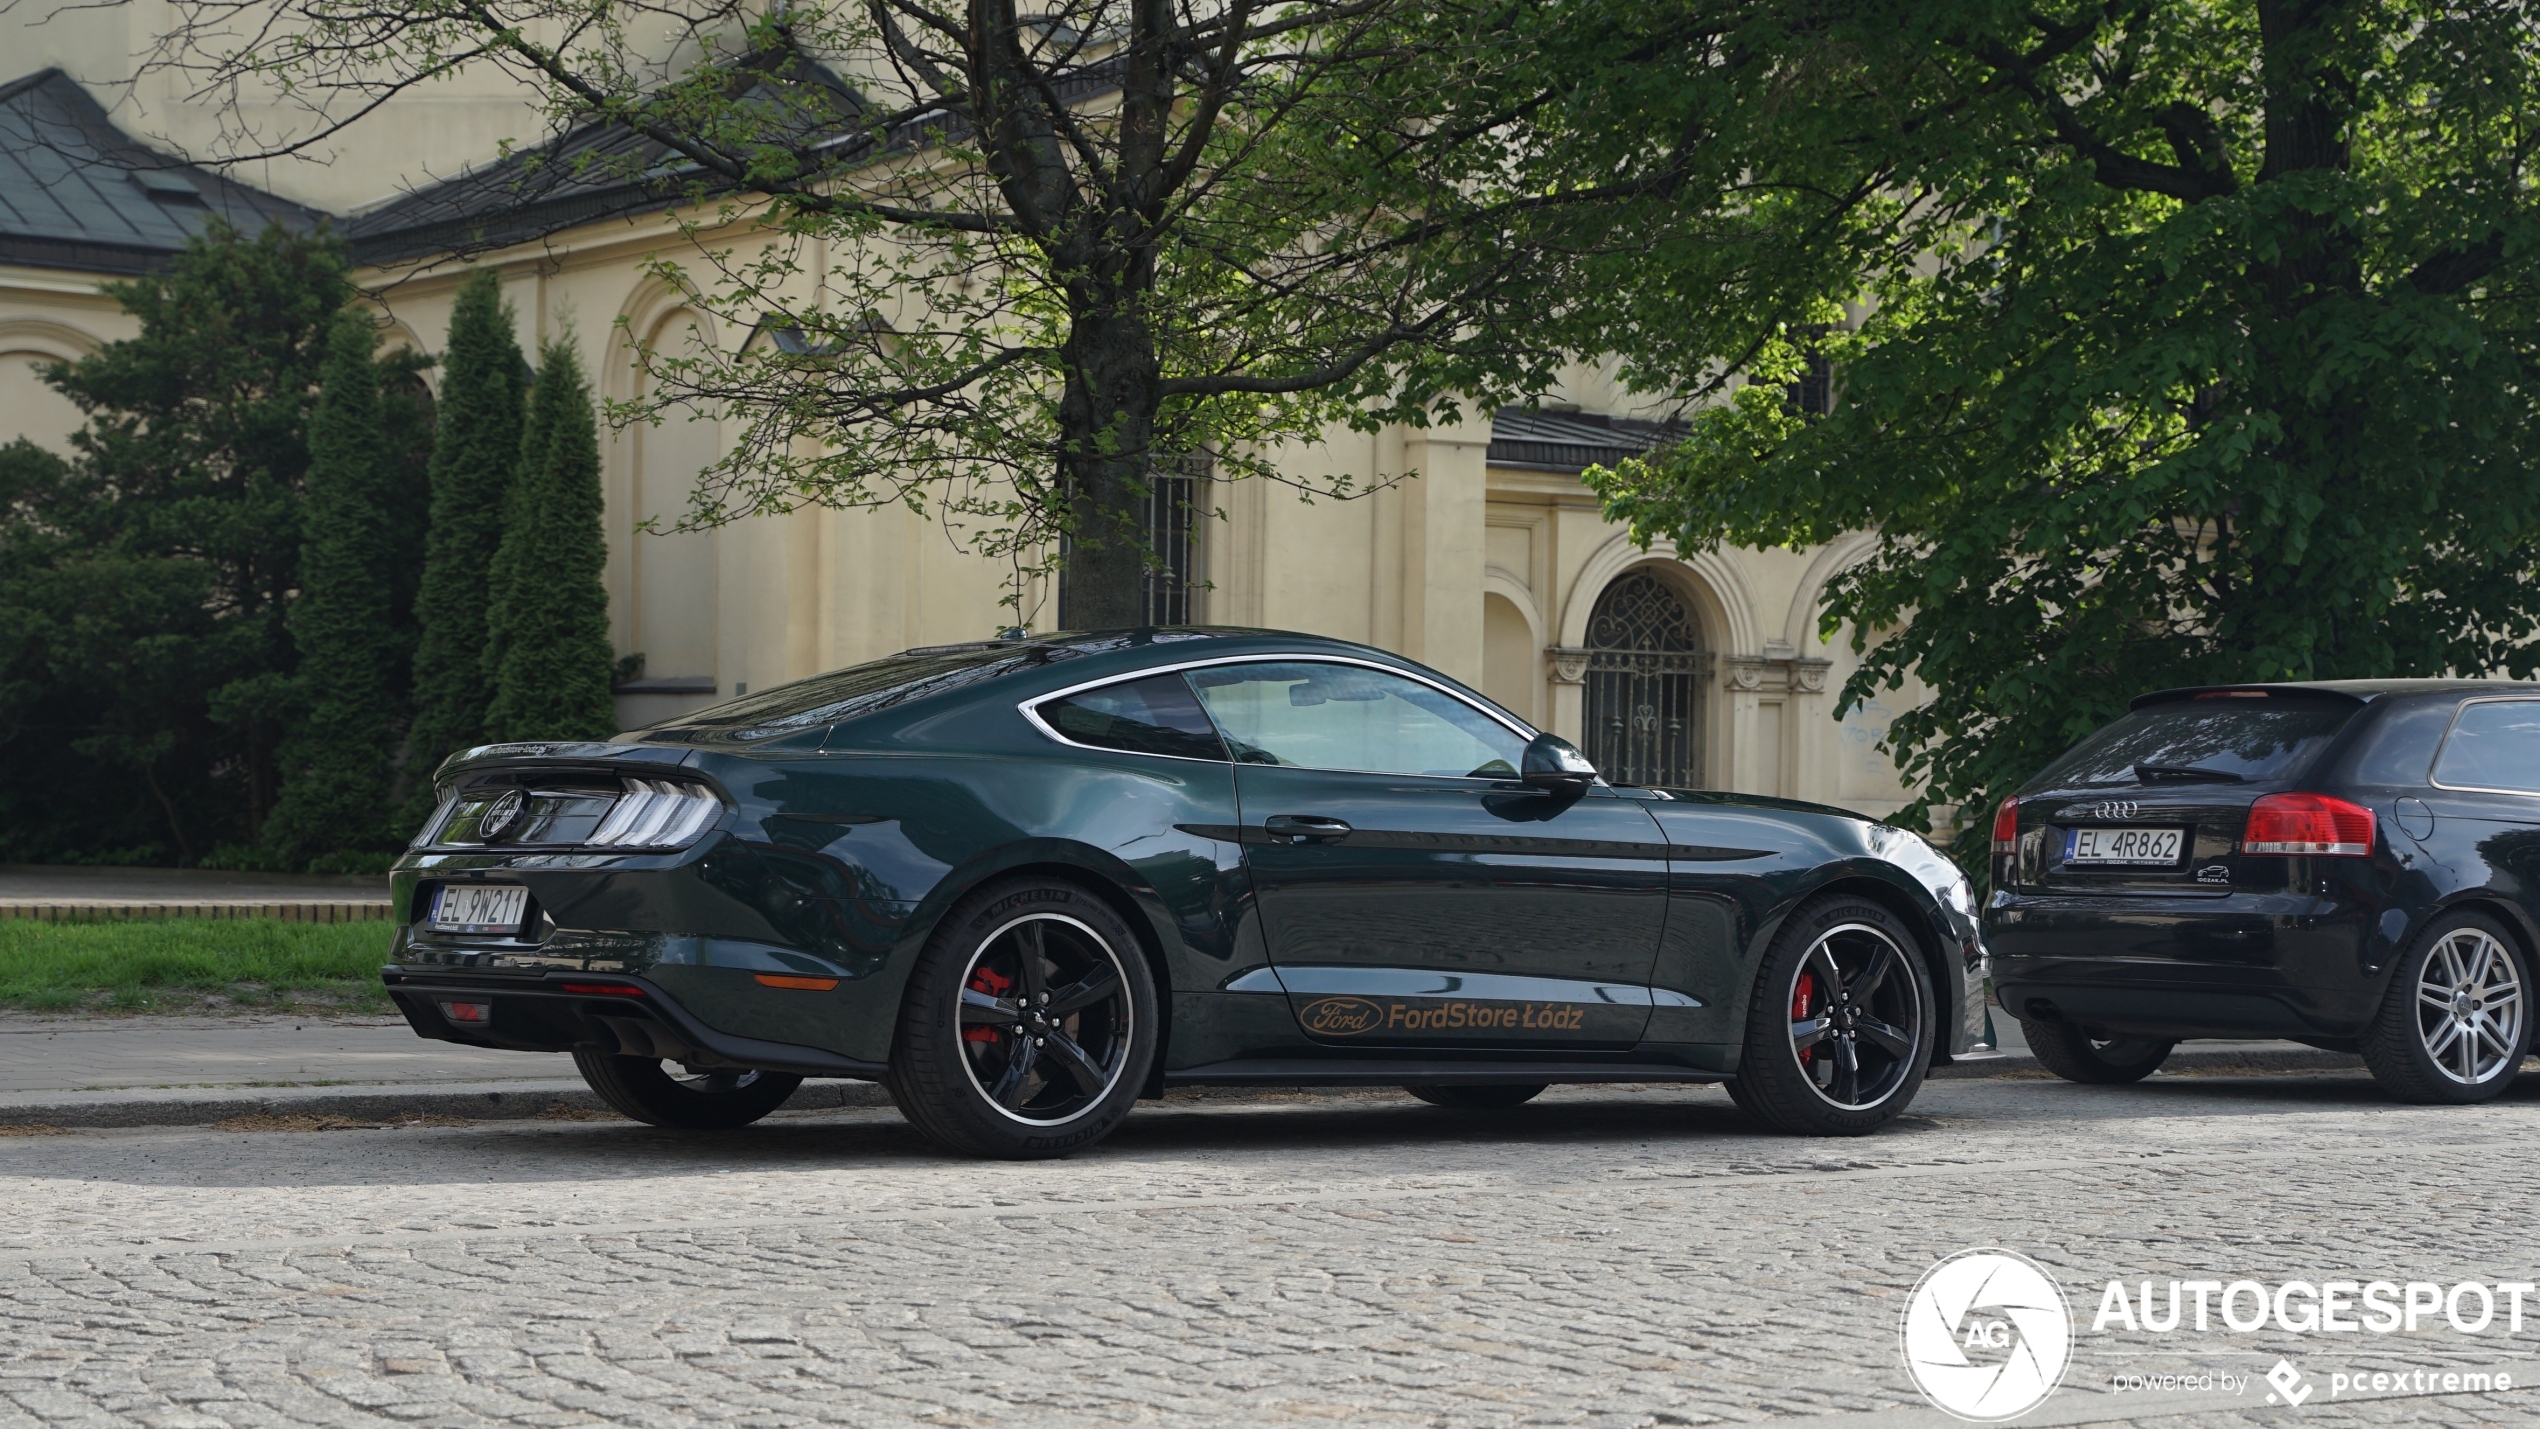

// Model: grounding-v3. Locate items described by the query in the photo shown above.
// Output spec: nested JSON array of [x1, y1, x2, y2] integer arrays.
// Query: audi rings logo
[[1902, 1248, 2073, 1422], [2081, 800, 2139, 820]]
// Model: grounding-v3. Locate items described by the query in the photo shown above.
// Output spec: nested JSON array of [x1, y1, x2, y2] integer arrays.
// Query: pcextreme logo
[[1901, 1248, 2075, 1422]]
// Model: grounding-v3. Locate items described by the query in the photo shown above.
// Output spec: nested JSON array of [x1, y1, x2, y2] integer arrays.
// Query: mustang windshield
[[2034, 699, 2356, 788]]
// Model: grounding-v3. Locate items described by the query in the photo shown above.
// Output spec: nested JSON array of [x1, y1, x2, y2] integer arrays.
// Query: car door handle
[[1263, 815, 1353, 844]]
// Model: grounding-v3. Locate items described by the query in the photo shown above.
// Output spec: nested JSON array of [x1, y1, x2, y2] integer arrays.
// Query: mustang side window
[[1185, 662, 1527, 777], [2433, 700, 2540, 794], [1037, 674, 1228, 761]]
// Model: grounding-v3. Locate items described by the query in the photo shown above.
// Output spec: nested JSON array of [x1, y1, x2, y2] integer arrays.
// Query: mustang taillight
[[2242, 793, 2375, 856], [1990, 797, 2020, 855], [586, 778, 724, 848]]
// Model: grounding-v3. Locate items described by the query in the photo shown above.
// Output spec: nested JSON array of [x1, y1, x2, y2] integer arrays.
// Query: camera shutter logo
[[1900, 1248, 2072, 1421]]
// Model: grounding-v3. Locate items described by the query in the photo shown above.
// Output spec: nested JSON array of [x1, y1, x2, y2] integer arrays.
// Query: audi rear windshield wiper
[[2134, 761, 2246, 783]]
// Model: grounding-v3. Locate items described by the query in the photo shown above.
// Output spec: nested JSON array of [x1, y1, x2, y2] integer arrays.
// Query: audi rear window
[[2031, 698, 2357, 789]]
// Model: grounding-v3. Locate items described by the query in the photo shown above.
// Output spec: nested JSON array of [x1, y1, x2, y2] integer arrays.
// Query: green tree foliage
[[484, 339, 618, 743], [263, 311, 404, 865], [403, 269, 525, 824], [1577, 0, 2540, 862], [0, 224, 351, 862], [375, 350, 438, 720], [0, 439, 225, 863], [153, 1, 1697, 624], [0, 222, 432, 865]]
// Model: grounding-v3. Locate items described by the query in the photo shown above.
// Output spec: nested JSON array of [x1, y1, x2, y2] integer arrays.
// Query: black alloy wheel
[[890, 877, 1158, 1158], [571, 1050, 804, 1129], [2362, 910, 2533, 1105], [2019, 1020, 2176, 1084], [1727, 895, 1933, 1135], [1405, 1083, 1548, 1110]]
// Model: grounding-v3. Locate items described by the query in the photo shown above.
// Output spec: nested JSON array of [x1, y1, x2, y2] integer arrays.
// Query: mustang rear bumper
[[381, 968, 889, 1080]]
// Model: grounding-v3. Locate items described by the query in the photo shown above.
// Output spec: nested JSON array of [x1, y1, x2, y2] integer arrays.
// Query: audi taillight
[[1990, 797, 2020, 855], [2241, 792, 2375, 856]]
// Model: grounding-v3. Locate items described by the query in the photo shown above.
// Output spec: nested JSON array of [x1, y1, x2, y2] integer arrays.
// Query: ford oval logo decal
[[1299, 996, 1383, 1036]]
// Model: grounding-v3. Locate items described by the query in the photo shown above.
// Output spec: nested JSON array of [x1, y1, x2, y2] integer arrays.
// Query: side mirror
[[1520, 733, 1600, 795]]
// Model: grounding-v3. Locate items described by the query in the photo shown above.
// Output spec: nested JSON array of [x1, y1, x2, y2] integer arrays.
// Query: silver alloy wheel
[[1786, 921, 1925, 1110], [955, 913, 1135, 1126], [2415, 928, 2526, 1085]]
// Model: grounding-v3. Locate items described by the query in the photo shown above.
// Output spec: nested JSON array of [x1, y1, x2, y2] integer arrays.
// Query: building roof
[[345, 51, 1134, 268], [1486, 408, 1684, 473], [345, 53, 868, 267], [0, 69, 323, 275]]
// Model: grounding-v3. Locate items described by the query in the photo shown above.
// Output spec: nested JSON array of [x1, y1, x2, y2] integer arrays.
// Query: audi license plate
[[428, 884, 529, 935], [2064, 827, 2185, 867]]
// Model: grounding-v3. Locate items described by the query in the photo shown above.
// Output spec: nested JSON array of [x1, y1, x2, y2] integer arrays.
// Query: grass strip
[[0, 918, 393, 1012]]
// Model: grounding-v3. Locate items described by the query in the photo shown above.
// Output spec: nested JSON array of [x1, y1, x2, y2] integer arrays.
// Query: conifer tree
[[402, 270, 524, 827], [264, 311, 399, 864], [483, 338, 617, 742]]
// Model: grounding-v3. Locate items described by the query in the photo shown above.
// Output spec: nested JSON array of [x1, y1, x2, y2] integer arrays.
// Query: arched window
[[1583, 569, 1712, 788]]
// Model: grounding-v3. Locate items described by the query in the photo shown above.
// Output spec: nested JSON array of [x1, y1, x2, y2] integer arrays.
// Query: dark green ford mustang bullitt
[[385, 628, 1990, 1156]]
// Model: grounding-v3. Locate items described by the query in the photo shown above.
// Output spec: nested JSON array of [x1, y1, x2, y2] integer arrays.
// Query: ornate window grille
[[1583, 569, 1712, 788], [1784, 324, 1835, 417], [1140, 455, 1206, 626], [1056, 455, 1209, 627]]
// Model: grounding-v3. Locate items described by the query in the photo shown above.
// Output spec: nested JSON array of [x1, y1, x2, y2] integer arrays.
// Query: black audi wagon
[[383, 628, 1989, 1157], [1987, 680, 2540, 1102]]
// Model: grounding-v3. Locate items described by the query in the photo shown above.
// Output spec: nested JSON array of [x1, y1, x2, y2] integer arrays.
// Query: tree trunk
[[1054, 302, 1165, 629]]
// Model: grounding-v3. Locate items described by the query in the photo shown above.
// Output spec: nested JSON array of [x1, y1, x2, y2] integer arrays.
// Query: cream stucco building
[[0, 43, 1930, 820]]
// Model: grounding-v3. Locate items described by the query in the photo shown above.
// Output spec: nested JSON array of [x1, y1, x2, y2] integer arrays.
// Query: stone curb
[[0, 1045, 2372, 1129], [1929, 1045, 2365, 1079], [0, 1078, 897, 1129]]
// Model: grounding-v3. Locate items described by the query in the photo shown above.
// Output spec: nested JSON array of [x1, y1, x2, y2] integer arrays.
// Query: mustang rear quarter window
[[2033, 700, 2356, 788], [1038, 675, 1227, 761]]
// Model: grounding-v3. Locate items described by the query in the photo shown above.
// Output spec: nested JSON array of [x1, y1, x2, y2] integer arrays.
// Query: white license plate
[[2064, 826, 2185, 867], [428, 884, 529, 934]]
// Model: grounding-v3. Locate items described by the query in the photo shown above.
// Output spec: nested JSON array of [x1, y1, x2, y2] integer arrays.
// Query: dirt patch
[[535, 1101, 610, 1120], [0, 1122, 70, 1135]]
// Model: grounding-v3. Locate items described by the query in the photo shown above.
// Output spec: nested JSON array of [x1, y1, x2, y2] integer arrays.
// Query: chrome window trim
[[2428, 696, 2540, 797], [1018, 652, 1540, 773]]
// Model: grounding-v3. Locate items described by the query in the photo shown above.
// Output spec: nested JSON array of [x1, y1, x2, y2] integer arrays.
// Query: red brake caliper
[[1792, 971, 1817, 1067], [964, 966, 1012, 1043]]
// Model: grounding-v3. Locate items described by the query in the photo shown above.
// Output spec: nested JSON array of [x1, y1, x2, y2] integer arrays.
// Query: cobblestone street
[[5, 1072, 2539, 1428]]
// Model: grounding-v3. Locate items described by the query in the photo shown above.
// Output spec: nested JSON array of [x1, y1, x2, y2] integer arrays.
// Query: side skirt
[[1163, 1058, 1726, 1088]]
